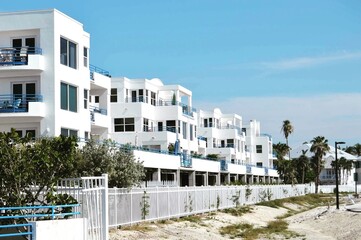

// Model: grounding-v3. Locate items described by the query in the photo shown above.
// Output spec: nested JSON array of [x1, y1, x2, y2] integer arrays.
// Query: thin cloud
[[195, 93, 361, 147], [260, 51, 361, 70]]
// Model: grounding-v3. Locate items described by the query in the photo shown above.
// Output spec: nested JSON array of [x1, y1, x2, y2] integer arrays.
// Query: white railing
[[318, 184, 359, 194], [140, 180, 178, 188], [108, 184, 313, 227], [57, 174, 108, 240]]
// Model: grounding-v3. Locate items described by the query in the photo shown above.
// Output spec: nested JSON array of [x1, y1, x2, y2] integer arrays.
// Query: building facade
[[0, 9, 278, 186], [0, 9, 111, 140]]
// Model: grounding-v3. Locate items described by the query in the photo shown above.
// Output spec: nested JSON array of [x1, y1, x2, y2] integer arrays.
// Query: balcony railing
[[199, 123, 242, 134], [90, 106, 107, 122], [213, 143, 235, 148], [125, 97, 196, 116], [143, 126, 177, 133], [0, 94, 43, 113], [89, 64, 111, 79], [0, 47, 42, 66]]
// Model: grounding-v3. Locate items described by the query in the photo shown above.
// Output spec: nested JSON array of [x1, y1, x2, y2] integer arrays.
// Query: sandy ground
[[110, 201, 361, 240]]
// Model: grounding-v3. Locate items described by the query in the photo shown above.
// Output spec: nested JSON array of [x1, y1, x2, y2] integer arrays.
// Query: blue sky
[[1, 1, 361, 148]]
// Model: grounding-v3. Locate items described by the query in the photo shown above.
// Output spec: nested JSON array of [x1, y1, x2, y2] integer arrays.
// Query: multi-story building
[[0, 9, 278, 186], [0, 9, 111, 140], [198, 108, 246, 164], [110, 77, 198, 154]]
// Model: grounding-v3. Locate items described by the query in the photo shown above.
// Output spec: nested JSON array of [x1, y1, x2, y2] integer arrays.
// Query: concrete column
[[216, 173, 221, 186], [226, 173, 231, 184], [176, 169, 181, 186], [188, 171, 196, 186], [205, 172, 209, 186], [152, 168, 161, 181]]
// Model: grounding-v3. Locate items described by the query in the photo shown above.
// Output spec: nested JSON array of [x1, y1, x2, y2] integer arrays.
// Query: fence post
[[102, 174, 109, 240]]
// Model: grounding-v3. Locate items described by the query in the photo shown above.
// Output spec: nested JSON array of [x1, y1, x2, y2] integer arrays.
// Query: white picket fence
[[108, 184, 314, 227]]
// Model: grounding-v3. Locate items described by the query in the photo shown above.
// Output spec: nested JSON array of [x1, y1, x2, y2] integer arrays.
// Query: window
[[182, 122, 187, 139], [114, 118, 135, 132], [151, 92, 156, 106], [83, 47, 88, 67], [166, 120, 176, 133], [95, 96, 99, 103], [145, 90, 149, 103], [61, 83, 77, 112], [190, 124, 193, 141], [61, 128, 78, 137], [60, 37, 77, 69], [139, 89, 144, 102], [158, 122, 163, 132], [132, 91, 137, 102], [85, 131, 89, 141], [143, 118, 149, 131], [14, 129, 36, 138], [110, 88, 117, 102], [256, 145, 263, 153], [84, 89, 88, 109], [256, 162, 263, 167], [227, 139, 234, 148]]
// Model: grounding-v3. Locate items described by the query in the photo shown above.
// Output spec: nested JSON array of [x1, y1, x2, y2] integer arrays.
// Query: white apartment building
[[0, 9, 278, 187], [0, 9, 111, 140], [198, 108, 246, 164], [110, 77, 198, 154], [243, 120, 275, 169]]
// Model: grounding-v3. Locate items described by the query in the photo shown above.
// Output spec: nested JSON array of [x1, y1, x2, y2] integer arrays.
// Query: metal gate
[[57, 174, 109, 240]]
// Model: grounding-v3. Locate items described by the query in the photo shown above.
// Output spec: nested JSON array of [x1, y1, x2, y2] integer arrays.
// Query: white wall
[[31, 218, 87, 240]]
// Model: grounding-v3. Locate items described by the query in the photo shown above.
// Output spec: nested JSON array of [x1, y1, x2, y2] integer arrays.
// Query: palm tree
[[354, 143, 361, 156], [298, 149, 309, 184], [281, 120, 294, 161], [310, 136, 330, 193], [273, 142, 290, 183]]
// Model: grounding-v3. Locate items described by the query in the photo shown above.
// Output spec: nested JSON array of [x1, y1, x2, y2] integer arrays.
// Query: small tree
[[77, 139, 145, 188]]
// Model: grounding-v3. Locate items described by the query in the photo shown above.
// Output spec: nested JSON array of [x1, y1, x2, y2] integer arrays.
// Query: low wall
[[31, 218, 87, 240]]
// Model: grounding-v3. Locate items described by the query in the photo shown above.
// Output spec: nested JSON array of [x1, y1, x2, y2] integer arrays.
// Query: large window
[[151, 92, 156, 106], [84, 89, 88, 109], [15, 129, 36, 138], [114, 118, 135, 132], [61, 128, 78, 137], [256, 145, 263, 153], [190, 124, 193, 141], [60, 37, 77, 69], [61, 83, 77, 112], [182, 122, 187, 139], [110, 88, 117, 102], [143, 118, 149, 132]]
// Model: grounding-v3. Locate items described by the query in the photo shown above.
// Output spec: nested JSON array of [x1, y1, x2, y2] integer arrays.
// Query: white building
[[291, 144, 359, 186], [0, 9, 111, 140], [0, 9, 278, 187], [110, 77, 198, 154]]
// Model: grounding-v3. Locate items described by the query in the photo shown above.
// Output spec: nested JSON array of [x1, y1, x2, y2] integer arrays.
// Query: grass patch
[[222, 205, 253, 216], [220, 220, 301, 240], [121, 223, 153, 232], [177, 214, 203, 223]]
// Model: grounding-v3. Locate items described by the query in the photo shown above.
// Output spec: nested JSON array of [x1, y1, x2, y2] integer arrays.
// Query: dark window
[[114, 118, 135, 132], [256, 162, 263, 167], [60, 37, 77, 69], [151, 92, 156, 106], [139, 89, 144, 102], [83, 47, 88, 67], [84, 89, 88, 109], [143, 118, 149, 131], [256, 145, 262, 153], [110, 88, 117, 102], [158, 122, 163, 131], [60, 128, 78, 137], [95, 96, 99, 103], [61, 83, 77, 112], [166, 120, 176, 133]]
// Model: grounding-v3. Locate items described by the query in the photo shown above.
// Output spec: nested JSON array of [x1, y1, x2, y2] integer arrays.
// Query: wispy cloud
[[260, 51, 361, 70], [195, 93, 361, 147]]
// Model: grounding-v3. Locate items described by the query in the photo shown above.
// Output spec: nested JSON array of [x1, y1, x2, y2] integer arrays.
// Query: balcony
[[0, 94, 43, 113], [89, 64, 111, 90], [0, 47, 44, 72], [90, 106, 108, 129]]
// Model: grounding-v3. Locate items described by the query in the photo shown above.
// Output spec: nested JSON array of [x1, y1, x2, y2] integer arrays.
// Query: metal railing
[[0, 204, 80, 239], [0, 94, 43, 113], [180, 153, 192, 168], [89, 64, 111, 79], [0, 47, 42, 66], [143, 126, 177, 133]]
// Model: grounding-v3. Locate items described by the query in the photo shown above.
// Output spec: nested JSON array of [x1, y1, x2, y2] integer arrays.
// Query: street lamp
[[335, 141, 345, 210]]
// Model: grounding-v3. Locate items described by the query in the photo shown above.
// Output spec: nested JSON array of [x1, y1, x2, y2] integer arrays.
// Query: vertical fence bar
[[102, 174, 109, 240]]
